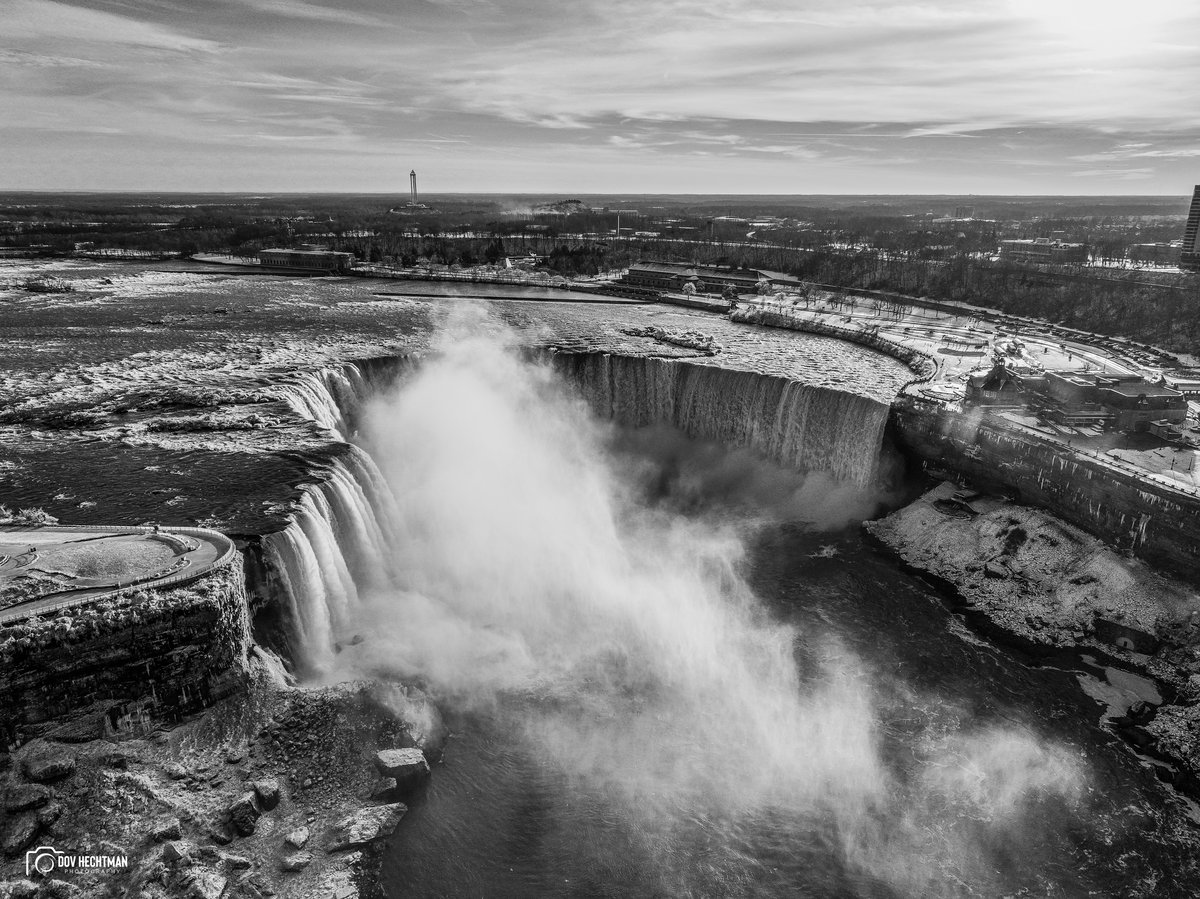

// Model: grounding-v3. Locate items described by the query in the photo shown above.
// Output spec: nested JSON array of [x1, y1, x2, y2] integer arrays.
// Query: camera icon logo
[[25, 846, 64, 877]]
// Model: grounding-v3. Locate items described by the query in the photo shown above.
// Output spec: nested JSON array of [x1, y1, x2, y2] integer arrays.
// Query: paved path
[[0, 525, 234, 623]]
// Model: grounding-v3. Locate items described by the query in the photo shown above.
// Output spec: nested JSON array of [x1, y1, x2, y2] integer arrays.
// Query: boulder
[[326, 804, 406, 852], [220, 853, 253, 870], [182, 867, 227, 899], [284, 826, 309, 850], [251, 778, 281, 811], [151, 818, 182, 842], [37, 802, 64, 830], [22, 745, 76, 783], [0, 815, 39, 858], [371, 749, 430, 792], [234, 872, 277, 899], [228, 792, 260, 837], [3, 784, 51, 813], [983, 561, 1009, 579], [99, 749, 129, 770], [164, 762, 188, 781], [161, 841, 194, 865], [279, 851, 313, 873]]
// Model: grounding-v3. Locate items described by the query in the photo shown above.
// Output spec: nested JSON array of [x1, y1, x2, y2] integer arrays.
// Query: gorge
[[2, 263, 1200, 897]]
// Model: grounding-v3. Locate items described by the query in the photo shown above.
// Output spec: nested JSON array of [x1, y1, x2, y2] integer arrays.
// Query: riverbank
[[0, 659, 442, 899], [731, 303, 938, 383], [866, 481, 1200, 796]]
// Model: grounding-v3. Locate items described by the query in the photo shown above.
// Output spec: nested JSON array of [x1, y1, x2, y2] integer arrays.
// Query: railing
[[0, 525, 237, 624]]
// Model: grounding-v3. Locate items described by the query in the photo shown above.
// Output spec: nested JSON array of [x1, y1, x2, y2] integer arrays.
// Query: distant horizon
[[3, 1, 1199, 195], [0, 189, 1193, 202]]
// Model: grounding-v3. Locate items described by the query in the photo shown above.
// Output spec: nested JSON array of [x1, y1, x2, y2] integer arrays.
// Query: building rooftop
[[1102, 383, 1183, 399]]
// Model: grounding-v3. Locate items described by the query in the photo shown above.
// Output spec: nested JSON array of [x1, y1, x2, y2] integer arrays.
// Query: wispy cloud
[[1, 0, 1198, 191]]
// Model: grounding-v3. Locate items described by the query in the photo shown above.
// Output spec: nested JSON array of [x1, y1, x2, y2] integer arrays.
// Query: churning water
[[279, 306, 1197, 897]]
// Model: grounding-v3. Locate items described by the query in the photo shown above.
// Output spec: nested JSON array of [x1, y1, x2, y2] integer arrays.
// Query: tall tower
[[1182, 185, 1200, 271], [410, 170, 417, 206]]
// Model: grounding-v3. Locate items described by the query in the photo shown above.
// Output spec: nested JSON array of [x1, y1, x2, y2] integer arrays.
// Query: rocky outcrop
[[0, 665, 438, 898], [0, 557, 251, 747], [889, 396, 1200, 582], [868, 482, 1200, 793], [228, 791, 261, 837], [22, 744, 75, 783], [372, 748, 429, 794], [326, 804, 406, 852]]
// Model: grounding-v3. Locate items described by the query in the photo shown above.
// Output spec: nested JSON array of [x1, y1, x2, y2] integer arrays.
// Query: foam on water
[[264, 305, 1095, 895]]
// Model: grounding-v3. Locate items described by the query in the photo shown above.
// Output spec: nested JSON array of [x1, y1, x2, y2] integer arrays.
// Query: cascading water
[[551, 352, 892, 487], [249, 308, 1198, 898], [268, 306, 1121, 898], [268, 338, 896, 672], [268, 364, 402, 673]]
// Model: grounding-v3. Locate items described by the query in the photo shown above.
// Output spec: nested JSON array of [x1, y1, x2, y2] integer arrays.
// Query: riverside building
[[259, 246, 355, 273], [998, 238, 1088, 265]]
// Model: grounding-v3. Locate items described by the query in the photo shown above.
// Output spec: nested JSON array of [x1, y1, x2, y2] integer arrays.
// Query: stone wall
[[889, 397, 1200, 581], [731, 305, 938, 383], [0, 556, 251, 748]]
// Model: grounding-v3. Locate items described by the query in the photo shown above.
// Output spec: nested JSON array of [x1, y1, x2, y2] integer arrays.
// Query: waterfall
[[267, 362, 404, 673], [263, 451, 399, 675], [551, 352, 892, 487], [265, 348, 893, 673], [276, 363, 381, 439]]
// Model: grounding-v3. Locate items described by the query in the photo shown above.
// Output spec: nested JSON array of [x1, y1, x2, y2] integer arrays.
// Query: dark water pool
[[379, 520, 1199, 898]]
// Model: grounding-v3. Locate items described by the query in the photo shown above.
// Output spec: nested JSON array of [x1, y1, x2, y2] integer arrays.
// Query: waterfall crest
[[552, 352, 892, 487], [266, 346, 895, 671], [267, 362, 403, 672], [276, 364, 370, 439]]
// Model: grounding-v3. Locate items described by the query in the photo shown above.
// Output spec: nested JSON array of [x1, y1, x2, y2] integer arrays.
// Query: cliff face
[[551, 351, 894, 488], [890, 397, 1200, 582], [0, 556, 251, 748]]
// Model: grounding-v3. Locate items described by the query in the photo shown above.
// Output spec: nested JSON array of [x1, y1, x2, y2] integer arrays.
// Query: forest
[[3, 191, 1197, 354]]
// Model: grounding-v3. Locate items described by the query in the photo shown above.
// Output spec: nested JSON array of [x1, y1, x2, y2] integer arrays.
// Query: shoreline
[[865, 481, 1200, 800]]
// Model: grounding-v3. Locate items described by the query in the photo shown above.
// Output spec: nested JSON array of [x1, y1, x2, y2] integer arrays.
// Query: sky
[[2, 0, 1199, 195]]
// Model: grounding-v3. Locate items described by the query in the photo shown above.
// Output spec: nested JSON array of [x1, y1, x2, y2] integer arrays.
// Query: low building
[[1128, 242, 1181, 266], [965, 365, 1023, 406], [1037, 371, 1179, 429], [999, 238, 1088, 265], [1163, 372, 1200, 399], [1043, 371, 1100, 408], [626, 261, 770, 295], [259, 247, 355, 273], [1149, 420, 1184, 441], [1098, 382, 1187, 432]]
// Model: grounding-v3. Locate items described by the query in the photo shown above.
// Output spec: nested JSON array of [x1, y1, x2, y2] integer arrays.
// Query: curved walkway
[[0, 525, 235, 624]]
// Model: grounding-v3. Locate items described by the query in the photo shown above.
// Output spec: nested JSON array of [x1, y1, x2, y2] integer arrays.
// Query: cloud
[[1071, 168, 1155, 180], [230, 0, 385, 27], [1, 0, 1198, 191], [4, 0, 219, 53]]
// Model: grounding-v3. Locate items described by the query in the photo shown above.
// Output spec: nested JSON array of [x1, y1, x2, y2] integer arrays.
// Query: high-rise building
[[410, 170, 417, 205], [1182, 185, 1200, 271]]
